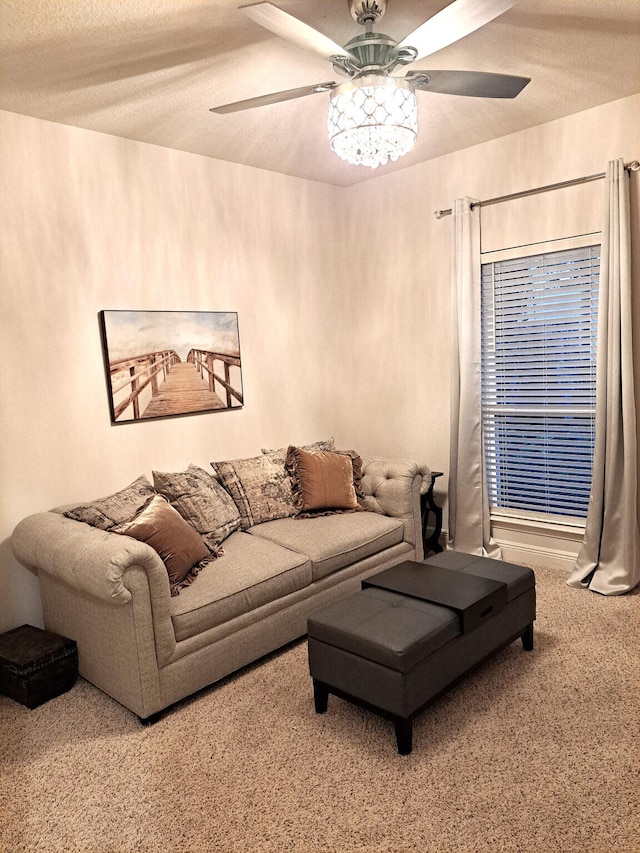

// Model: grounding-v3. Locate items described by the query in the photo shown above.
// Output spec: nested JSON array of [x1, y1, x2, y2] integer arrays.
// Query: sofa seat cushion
[[170, 532, 312, 642], [248, 511, 405, 582]]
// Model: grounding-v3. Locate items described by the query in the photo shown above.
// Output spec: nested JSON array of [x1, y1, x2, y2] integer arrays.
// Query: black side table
[[421, 471, 443, 555]]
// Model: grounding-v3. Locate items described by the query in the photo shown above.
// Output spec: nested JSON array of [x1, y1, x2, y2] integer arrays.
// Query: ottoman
[[307, 552, 536, 754]]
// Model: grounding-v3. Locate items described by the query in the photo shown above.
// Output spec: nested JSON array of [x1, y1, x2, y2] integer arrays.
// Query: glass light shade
[[327, 76, 418, 169]]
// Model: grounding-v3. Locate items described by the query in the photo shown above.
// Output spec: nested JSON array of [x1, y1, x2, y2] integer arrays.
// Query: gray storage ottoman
[[308, 552, 535, 754]]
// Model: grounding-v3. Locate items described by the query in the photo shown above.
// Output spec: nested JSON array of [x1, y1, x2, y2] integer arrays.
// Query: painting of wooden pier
[[100, 310, 243, 424]]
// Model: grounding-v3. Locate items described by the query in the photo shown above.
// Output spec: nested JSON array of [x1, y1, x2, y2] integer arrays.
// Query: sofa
[[11, 441, 430, 721]]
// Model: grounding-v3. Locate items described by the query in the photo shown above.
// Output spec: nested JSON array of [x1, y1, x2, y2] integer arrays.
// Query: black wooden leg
[[313, 679, 329, 714], [521, 623, 534, 651], [140, 711, 162, 726], [394, 717, 413, 755]]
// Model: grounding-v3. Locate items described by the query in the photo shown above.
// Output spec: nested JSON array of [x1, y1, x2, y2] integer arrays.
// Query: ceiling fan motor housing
[[336, 31, 418, 78]]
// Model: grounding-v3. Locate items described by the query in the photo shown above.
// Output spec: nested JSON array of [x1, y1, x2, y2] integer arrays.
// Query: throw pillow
[[115, 495, 210, 596], [63, 475, 156, 531], [261, 438, 335, 465], [152, 464, 241, 553], [212, 455, 297, 530], [285, 446, 365, 518]]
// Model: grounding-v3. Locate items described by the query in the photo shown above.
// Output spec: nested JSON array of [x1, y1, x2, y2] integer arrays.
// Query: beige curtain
[[568, 159, 640, 594], [448, 198, 501, 557]]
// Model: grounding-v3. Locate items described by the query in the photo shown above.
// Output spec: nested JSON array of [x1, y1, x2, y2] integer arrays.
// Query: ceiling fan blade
[[407, 69, 530, 98], [397, 0, 516, 62], [240, 2, 351, 61], [210, 81, 337, 114]]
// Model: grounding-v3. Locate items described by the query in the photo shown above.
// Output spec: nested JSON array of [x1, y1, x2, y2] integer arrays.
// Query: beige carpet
[[1, 565, 638, 853]]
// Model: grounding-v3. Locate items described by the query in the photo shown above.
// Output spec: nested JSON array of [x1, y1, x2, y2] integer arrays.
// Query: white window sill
[[490, 510, 585, 569]]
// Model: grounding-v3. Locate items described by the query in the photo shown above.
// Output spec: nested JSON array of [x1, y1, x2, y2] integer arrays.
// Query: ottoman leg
[[313, 679, 329, 714], [394, 717, 413, 755], [521, 623, 534, 651]]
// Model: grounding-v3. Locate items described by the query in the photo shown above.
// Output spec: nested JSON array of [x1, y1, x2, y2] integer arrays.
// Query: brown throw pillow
[[115, 495, 210, 596], [285, 446, 365, 518]]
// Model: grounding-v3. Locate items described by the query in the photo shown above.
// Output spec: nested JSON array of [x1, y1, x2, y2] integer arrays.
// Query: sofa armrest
[[12, 512, 170, 606], [360, 458, 431, 558]]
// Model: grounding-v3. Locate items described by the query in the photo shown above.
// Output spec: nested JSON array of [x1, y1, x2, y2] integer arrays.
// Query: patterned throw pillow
[[285, 446, 365, 518], [261, 438, 335, 465], [114, 495, 210, 596], [63, 475, 156, 530], [153, 465, 241, 553], [212, 455, 297, 530]]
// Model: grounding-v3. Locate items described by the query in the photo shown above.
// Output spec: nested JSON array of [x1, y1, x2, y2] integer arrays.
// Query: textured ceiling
[[1, 0, 639, 186]]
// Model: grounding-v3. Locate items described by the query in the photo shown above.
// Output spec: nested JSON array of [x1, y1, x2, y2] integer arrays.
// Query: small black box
[[0, 624, 78, 709]]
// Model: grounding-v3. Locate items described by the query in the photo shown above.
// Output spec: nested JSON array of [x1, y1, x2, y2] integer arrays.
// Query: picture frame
[[99, 310, 243, 424]]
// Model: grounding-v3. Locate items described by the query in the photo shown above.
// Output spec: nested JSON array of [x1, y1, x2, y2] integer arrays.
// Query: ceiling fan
[[210, 0, 530, 168]]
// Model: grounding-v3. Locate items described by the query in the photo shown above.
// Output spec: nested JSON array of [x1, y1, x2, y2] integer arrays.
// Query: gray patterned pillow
[[153, 464, 241, 552], [212, 455, 296, 530], [261, 438, 335, 465], [63, 475, 156, 530]]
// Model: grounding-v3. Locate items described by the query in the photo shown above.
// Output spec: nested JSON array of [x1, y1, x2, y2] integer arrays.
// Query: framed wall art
[[99, 310, 243, 424]]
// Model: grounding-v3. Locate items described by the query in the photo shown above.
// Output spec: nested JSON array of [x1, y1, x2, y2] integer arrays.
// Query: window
[[481, 242, 600, 522]]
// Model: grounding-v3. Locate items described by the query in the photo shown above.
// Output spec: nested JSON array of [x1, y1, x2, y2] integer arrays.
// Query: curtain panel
[[568, 159, 640, 595], [448, 198, 501, 558]]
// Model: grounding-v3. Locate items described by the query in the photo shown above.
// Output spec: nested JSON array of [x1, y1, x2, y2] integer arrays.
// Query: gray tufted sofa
[[12, 456, 430, 721]]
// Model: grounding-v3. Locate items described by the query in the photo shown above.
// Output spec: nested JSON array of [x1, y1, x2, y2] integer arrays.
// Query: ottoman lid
[[308, 588, 461, 673], [0, 625, 76, 675], [424, 552, 535, 602]]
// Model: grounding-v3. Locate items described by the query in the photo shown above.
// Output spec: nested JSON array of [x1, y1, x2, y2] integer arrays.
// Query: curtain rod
[[433, 160, 640, 219]]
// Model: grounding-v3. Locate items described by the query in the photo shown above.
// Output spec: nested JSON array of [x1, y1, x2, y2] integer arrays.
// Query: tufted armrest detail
[[360, 457, 431, 518]]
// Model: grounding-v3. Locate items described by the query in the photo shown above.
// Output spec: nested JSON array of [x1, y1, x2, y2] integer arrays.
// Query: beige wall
[[2, 93, 639, 631]]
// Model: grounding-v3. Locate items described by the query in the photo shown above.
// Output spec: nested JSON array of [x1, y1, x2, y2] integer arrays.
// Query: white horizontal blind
[[481, 244, 600, 520]]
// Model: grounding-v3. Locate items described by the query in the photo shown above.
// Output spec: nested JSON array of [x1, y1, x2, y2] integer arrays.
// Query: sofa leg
[[521, 623, 534, 651], [140, 711, 162, 726], [313, 679, 329, 714], [394, 717, 413, 755]]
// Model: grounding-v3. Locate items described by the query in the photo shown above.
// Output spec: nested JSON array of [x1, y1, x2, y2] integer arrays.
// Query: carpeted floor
[[1, 565, 638, 853]]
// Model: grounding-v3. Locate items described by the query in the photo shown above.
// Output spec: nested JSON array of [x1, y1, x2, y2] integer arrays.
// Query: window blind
[[481, 244, 600, 520]]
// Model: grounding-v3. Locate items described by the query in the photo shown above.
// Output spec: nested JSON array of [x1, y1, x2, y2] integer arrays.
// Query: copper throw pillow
[[116, 495, 210, 595], [285, 446, 365, 517]]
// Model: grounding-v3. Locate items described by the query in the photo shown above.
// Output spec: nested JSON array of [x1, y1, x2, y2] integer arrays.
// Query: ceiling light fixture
[[327, 75, 417, 168], [211, 2, 531, 173]]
